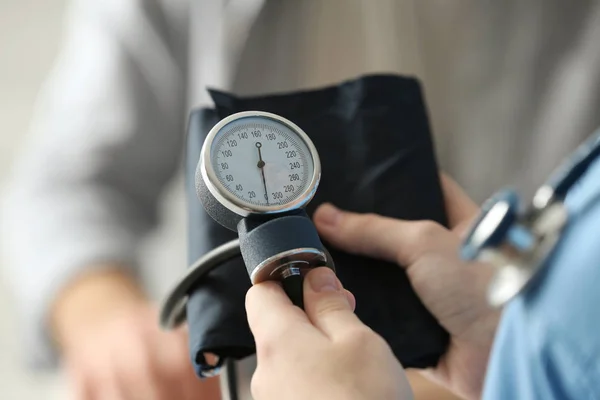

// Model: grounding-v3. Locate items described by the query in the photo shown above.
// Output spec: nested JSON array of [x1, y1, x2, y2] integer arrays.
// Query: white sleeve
[[1, 0, 187, 367]]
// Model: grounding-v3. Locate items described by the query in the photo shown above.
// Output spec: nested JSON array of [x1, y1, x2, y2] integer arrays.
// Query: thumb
[[303, 267, 361, 339]]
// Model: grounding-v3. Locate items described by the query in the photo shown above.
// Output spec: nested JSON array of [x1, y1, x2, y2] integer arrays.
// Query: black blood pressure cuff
[[185, 74, 450, 376]]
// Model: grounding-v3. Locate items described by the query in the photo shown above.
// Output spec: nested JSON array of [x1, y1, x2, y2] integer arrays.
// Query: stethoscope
[[461, 129, 600, 307]]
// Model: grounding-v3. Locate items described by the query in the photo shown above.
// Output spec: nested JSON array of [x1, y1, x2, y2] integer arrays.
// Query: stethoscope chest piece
[[466, 129, 600, 307], [461, 188, 569, 307]]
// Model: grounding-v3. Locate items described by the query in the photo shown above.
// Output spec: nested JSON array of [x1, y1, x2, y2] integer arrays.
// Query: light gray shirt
[[2, 0, 600, 379]]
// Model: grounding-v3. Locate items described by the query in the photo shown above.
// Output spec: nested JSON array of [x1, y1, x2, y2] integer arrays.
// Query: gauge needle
[[256, 142, 269, 204]]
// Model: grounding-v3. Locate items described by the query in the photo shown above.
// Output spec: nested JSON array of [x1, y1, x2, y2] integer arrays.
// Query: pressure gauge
[[197, 111, 321, 230], [160, 110, 332, 326], [195, 110, 331, 293]]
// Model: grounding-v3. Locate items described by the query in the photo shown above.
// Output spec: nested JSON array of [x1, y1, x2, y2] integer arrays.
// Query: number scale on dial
[[211, 117, 314, 208]]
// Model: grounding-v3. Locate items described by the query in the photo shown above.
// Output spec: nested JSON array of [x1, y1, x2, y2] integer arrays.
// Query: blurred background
[[0, 2, 186, 398], [1, 1, 599, 399], [0, 1, 68, 398]]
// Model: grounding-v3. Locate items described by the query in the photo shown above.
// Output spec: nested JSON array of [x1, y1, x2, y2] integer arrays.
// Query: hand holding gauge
[[195, 111, 334, 308], [161, 111, 331, 328]]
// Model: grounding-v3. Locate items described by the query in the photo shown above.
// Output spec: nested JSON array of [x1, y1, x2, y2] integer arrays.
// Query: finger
[[303, 268, 363, 338], [95, 371, 126, 400], [150, 330, 192, 400], [70, 379, 93, 400], [114, 340, 161, 400], [88, 356, 125, 400], [344, 289, 356, 312], [157, 329, 213, 400], [67, 364, 94, 400], [314, 203, 452, 266], [439, 173, 479, 230], [246, 281, 313, 344], [119, 373, 161, 400]]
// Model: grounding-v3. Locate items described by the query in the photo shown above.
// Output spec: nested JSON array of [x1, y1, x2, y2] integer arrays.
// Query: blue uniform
[[483, 157, 600, 399]]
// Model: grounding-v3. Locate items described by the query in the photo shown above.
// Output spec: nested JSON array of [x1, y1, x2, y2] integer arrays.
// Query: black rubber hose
[[282, 274, 304, 309], [225, 358, 239, 400]]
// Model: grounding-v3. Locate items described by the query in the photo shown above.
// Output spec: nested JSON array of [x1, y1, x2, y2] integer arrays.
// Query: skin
[[51, 270, 453, 400], [248, 175, 499, 400], [51, 174, 493, 400], [246, 267, 413, 400], [51, 269, 221, 400]]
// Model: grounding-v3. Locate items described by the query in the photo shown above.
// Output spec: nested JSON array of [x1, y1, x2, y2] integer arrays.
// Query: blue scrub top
[[483, 156, 600, 399]]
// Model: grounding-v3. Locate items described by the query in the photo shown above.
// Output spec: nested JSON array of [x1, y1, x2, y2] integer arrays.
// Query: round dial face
[[209, 115, 315, 209]]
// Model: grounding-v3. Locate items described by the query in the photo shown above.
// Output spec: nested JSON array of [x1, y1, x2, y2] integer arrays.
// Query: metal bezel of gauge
[[196, 111, 321, 230]]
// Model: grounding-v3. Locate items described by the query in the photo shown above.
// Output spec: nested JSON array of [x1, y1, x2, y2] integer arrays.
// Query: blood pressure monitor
[[161, 111, 330, 329], [195, 111, 331, 305]]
